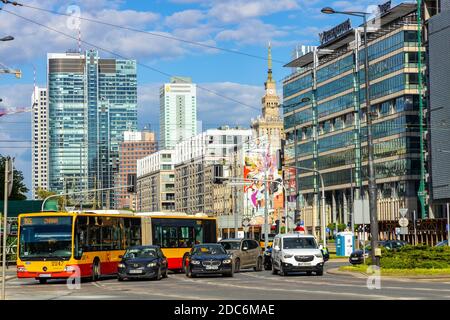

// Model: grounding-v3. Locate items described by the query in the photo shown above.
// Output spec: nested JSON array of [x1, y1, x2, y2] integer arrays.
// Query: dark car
[[185, 244, 233, 278], [349, 240, 407, 265], [117, 245, 168, 281]]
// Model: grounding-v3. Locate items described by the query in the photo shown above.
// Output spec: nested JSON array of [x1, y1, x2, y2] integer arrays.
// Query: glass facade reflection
[[283, 8, 424, 225], [48, 50, 137, 207]]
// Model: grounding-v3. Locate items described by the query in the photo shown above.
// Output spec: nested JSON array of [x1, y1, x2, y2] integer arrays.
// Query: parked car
[[349, 240, 407, 265], [271, 233, 326, 276], [185, 244, 233, 278], [117, 245, 168, 281], [263, 245, 272, 270], [219, 238, 263, 272], [436, 240, 448, 247]]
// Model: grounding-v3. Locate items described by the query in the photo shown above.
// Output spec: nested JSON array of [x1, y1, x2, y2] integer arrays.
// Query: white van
[[271, 233, 326, 276]]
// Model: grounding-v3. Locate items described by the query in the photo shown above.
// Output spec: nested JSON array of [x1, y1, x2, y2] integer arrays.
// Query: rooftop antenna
[[78, 17, 82, 54]]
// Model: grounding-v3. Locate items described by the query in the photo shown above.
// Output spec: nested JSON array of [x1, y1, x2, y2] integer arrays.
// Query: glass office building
[[282, 3, 426, 234], [48, 50, 137, 207]]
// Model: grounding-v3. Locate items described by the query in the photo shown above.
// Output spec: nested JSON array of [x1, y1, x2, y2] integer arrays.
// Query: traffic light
[[213, 164, 224, 184], [127, 174, 136, 193], [276, 149, 284, 171]]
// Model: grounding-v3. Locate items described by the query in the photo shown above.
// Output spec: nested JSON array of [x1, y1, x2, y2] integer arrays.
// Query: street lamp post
[[322, 7, 380, 266]]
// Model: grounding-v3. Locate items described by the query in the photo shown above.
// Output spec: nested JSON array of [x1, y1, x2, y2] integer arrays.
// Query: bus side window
[[74, 216, 87, 259], [130, 218, 141, 246]]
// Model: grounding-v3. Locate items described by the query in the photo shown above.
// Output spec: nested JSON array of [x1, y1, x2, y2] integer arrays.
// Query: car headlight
[[118, 263, 125, 268], [191, 260, 201, 265], [315, 253, 323, 258], [283, 254, 293, 259], [147, 262, 157, 268], [222, 259, 232, 264]]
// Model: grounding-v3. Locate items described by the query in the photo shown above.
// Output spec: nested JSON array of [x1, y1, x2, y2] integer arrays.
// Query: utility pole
[[264, 169, 269, 250], [447, 203, 450, 247], [2, 156, 12, 300], [233, 148, 238, 237]]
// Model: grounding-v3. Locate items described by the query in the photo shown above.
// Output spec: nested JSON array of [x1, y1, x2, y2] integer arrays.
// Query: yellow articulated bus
[[16, 211, 217, 283]]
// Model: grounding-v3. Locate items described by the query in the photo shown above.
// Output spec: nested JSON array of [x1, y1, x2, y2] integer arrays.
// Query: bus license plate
[[129, 270, 143, 274], [205, 266, 218, 270], [39, 274, 51, 278]]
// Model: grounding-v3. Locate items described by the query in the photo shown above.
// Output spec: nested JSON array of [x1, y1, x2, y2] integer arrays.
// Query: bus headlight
[[191, 260, 201, 265], [146, 262, 157, 268], [64, 266, 77, 272], [17, 267, 27, 272]]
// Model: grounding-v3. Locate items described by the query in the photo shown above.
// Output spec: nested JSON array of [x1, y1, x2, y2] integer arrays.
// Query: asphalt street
[[4, 262, 450, 300]]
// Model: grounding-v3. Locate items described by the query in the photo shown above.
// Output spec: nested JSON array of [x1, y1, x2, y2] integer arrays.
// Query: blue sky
[[0, 0, 396, 196]]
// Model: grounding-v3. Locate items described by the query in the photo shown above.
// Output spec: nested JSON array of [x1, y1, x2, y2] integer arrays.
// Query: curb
[[0, 275, 16, 282], [327, 267, 450, 282]]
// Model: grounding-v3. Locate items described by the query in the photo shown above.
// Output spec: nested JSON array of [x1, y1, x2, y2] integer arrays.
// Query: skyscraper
[[47, 50, 137, 207], [31, 86, 48, 199], [160, 77, 197, 149]]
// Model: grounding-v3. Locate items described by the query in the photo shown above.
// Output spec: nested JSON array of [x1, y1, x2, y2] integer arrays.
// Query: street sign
[[242, 218, 250, 227], [354, 200, 370, 224], [399, 218, 409, 227], [399, 208, 408, 218]]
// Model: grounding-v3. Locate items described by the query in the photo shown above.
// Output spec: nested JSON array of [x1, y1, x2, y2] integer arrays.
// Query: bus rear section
[[141, 215, 217, 271]]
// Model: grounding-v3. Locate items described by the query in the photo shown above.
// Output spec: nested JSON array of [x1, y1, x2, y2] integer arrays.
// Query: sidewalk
[[0, 267, 16, 282], [327, 267, 450, 282]]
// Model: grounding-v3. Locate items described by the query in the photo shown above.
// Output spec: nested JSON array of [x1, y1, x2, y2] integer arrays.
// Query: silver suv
[[219, 239, 263, 272]]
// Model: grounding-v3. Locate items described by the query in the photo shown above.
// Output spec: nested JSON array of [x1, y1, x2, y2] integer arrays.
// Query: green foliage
[[0, 155, 29, 200], [377, 245, 450, 269]]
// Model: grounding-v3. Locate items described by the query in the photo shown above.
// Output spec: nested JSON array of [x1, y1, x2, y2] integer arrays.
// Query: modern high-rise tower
[[160, 77, 197, 149], [47, 50, 137, 207], [31, 86, 48, 199]]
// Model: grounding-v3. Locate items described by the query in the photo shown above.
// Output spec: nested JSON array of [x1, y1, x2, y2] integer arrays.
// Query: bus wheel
[[182, 254, 189, 274], [38, 278, 47, 284], [91, 259, 101, 282]]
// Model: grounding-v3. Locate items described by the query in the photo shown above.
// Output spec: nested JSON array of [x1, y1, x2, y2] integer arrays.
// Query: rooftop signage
[[319, 19, 352, 46], [378, 0, 392, 15]]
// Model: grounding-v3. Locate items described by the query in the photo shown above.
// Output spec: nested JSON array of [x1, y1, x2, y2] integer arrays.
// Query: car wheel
[[254, 257, 263, 272], [117, 276, 124, 282], [306, 271, 312, 276], [91, 259, 101, 282], [316, 268, 323, 276], [153, 267, 162, 281], [186, 267, 195, 278], [234, 258, 240, 273], [271, 262, 277, 275], [223, 271, 233, 277], [38, 278, 47, 284], [279, 265, 286, 276], [162, 269, 168, 278]]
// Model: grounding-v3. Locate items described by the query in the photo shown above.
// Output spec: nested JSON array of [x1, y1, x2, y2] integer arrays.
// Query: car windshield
[[19, 216, 72, 261], [220, 241, 240, 250], [283, 237, 317, 249], [192, 245, 226, 255], [124, 248, 158, 259]]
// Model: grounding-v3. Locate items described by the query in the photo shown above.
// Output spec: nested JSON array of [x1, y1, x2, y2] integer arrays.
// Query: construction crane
[[0, 62, 21, 78], [0, 107, 31, 118]]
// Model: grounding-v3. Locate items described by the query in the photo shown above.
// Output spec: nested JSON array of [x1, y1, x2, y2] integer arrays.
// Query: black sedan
[[185, 244, 234, 278], [349, 240, 407, 265], [117, 245, 168, 281]]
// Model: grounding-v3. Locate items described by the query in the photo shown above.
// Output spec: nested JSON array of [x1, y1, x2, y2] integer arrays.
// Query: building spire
[[267, 42, 273, 83]]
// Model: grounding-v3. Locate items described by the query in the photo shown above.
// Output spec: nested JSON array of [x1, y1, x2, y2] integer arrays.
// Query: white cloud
[[165, 9, 205, 28], [208, 0, 299, 24], [215, 19, 287, 46]]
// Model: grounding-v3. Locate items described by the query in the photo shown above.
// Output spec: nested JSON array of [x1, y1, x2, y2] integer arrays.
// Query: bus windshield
[[19, 216, 72, 260]]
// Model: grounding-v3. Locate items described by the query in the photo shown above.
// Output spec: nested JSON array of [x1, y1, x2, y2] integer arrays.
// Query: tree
[[0, 156, 28, 200], [35, 187, 65, 210]]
